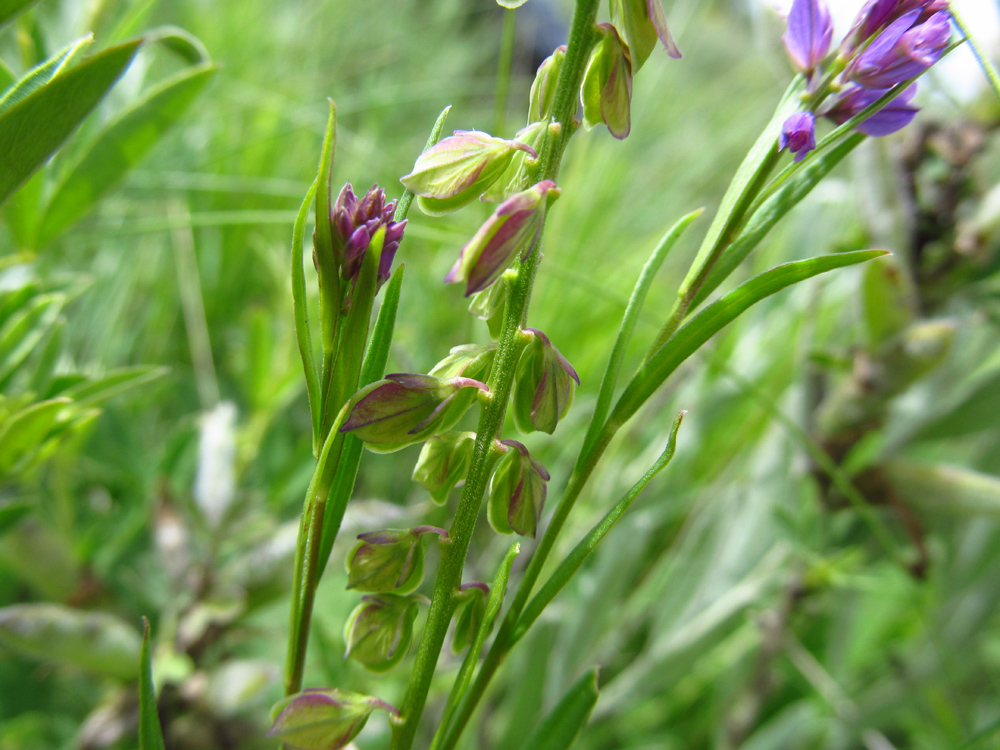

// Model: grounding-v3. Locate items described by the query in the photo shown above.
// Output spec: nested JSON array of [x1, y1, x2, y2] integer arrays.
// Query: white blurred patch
[[194, 401, 238, 528]]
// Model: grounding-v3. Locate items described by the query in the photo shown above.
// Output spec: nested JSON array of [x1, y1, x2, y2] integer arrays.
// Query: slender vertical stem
[[494, 9, 517, 136], [388, 3, 601, 748]]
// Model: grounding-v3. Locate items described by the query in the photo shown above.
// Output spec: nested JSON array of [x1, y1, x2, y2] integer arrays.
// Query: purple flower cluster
[[778, 0, 951, 162], [331, 183, 406, 289]]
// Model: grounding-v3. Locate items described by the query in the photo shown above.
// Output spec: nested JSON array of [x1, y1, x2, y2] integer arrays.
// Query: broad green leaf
[[0, 502, 31, 536], [0, 40, 141, 207], [0, 0, 38, 28], [610, 251, 887, 429], [522, 667, 600, 750], [139, 617, 166, 750], [690, 133, 865, 311], [0, 293, 63, 385], [38, 63, 216, 245], [61, 365, 167, 406], [0, 603, 140, 680], [0, 397, 70, 474], [0, 35, 93, 116]]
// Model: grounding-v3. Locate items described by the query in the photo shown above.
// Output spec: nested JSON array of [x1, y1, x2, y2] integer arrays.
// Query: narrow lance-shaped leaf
[[138, 618, 166, 750], [610, 251, 887, 431], [291, 180, 323, 454], [521, 667, 600, 750], [0, 35, 93, 116], [37, 62, 216, 246], [0, 40, 141, 206]]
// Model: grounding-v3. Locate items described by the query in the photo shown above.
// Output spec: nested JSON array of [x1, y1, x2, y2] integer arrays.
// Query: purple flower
[[782, 0, 834, 74], [827, 84, 919, 136], [846, 0, 950, 49], [780, 112, 817, 162], [845, 10, 951, 88], [332, 183, 406, 288]]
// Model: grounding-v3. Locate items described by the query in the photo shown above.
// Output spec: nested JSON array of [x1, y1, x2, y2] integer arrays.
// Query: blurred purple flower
[[827, 84, 919, 136], [846, 0, 950, 49], [782, 0, 834, 74], [845, 10, 951, 88], [780, 112, 817, 162]]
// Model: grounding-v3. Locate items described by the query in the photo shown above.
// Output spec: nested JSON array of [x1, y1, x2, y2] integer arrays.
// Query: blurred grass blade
[[433, 542, 520, 750], [144, 25, 211, 64], [395, 104, 451, 222], [522, 667, 600, 750], [38, 63, 216, 246], [318, 263, 405, 577], [518, 413, 684, 644], [690, 134, 865, 311], [951, 8, 1000, 104], [0, 293, 63, 385], [139, 617, 166, 750], [611, 251, 887, 429], [291, 180, 322, 453], [0, 35, 93, 116], [0, 398, 70, 474], [884, 460, 1000, 517], [0, 0, 38, 27], [581, 211, 701, 462], [61, 365, 168, 407], [0, 502, 31, 536], [0, 40, 141, 206], [0, 603, 140, 680]]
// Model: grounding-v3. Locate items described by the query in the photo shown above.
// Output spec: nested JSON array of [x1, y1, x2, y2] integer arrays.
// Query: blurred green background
[[3, 0, 1000, 748]]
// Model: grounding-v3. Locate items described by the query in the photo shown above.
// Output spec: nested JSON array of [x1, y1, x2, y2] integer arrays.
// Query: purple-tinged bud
[[487, 440, 550, 538], [779, 112, 817, 162], [346, 527, 446, 594], [512, 328, 580, 435], [845, 10, 951, 89], [452, 582, 489, 653], [267, 688, 396, 750], [330, 183, 405, 290], [826, 84, 919, 136], [340, 373, 488, 452], [412, 431, 477, 504], [428, 343, 496, 381], [611, 0, 682, 71], [446, 180, 560, 296], [344, 594, 420, 672], [400, 130, 536, 216], [481, 121, 549, 203], [468, 278, 509, 339], [782, 0, 833, 74], [581, 24, 633, 139], [529, 46, 567, 122]]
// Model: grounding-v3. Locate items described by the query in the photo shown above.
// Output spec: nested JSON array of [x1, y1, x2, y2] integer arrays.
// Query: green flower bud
[[344, 594, 420, 673], [512, 328, 580, 435], [468, 276, 509, 339], [529, 46, 567, 122], [487, 440, 550, 538], [412, 432, 477, 504], [451, 582, 489, 653], [428, 343, 496, 381], [346, 526, 446, 594], [400, 130, 536, 216], [267, 689, 396, 750], [340, 373, 488, 453], [581, 23, 634, 139], [480, 121, 551, 203]]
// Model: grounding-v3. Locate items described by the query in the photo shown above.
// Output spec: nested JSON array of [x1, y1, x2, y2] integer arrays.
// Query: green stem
[[494, 9, 517, 136], [950, 8, 1000, 105], [388, 3, 601, 748]]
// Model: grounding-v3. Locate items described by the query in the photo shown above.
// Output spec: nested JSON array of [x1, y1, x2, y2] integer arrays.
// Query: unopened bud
[[428, 344, 496, 381], [469, 277, 509, 339], [529, 46, 567, 122], [481, 121, 548, 203], [344, 594, 420, 672], [267, 688, 396, 750], [346, 527, 446, 594], [413, 432, 477, 504], [446, 180, 560, 296], [581, 24, 634, 139], [340, 374, 488, 452], [487, 440, 550, 538], [452, 582, 489, 653], [512, 328, 580, 435]]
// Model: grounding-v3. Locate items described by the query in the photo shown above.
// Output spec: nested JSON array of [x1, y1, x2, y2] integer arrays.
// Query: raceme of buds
[[340, 373, 488, 452], [344, 594, 420, 672], [400, 130, 537, 216], [451, 582, 488, 653], [844, 9, 951, 89], [267, 689, 396, 750], [512, 328, 580, 435], [468, 277, 509, 339], [346, 526, 446, 594], [445, 180, 560, 296], [331, 183, 406, 289], [581, 23, 633, 139], [782, 0, 833, 75], [412, 432, 477, 504], [529, 46, 566, 122], [610, 0, 682, 71], [827, 84, 919, 136], [487, 440, 550, 538], [779, 112, 817, 162]]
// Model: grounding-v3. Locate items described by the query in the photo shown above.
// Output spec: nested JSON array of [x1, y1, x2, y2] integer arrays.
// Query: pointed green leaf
[[139, 617, 166, 750], [0, 40, 141, 206], [0, 293, 63, 385], [522, 667, 600, 750], [61, 365, 167, 406], [38, 63, 216, 245], [0, 397, 70, 474], [0, 35, 93, 116]]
